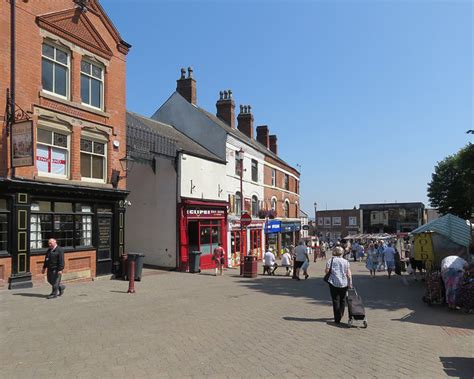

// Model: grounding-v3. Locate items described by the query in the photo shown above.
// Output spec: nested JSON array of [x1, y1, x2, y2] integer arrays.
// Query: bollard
[[127, 259, 136, 294]]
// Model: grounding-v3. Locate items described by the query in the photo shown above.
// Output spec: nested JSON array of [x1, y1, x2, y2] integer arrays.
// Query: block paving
[[0, 261, 472, 378]]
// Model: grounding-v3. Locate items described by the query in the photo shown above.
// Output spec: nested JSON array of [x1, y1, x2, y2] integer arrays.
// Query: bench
[[262, 264, 293, 276]]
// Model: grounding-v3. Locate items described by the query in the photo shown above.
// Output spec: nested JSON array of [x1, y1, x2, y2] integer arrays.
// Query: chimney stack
[[216, 90, 235, 128], [269, 135, 278, 155], [237, 105, 254, 139], [256, 125, 269, 149], [176, 67, 197, 105]]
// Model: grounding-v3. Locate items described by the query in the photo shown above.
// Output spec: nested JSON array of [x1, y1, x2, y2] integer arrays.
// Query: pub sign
[[12, 120, 33, 167]]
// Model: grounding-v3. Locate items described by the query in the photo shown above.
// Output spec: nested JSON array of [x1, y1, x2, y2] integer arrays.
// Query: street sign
[[240, 213, 252, 227], [302, 225, 310, 231]]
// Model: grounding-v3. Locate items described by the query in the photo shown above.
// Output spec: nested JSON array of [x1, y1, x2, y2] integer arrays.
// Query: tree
[[427, 143, 474, 219]]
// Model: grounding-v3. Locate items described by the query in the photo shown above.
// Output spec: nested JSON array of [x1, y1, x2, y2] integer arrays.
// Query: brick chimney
[[237, 105, 254, 139], [256, 125, 269, 148], [216, 90, 235, 128], [269, 135, 278, 155], [176, 67, 196, 105]]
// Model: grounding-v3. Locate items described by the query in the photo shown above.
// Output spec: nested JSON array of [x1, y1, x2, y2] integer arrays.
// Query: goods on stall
[[422, 271, 444, 306]]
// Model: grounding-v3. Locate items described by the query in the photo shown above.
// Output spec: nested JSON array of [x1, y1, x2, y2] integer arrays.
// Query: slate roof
[[153, 92, 299, 174], [126, 111, 225, 164], [411, 213, 472, 248]]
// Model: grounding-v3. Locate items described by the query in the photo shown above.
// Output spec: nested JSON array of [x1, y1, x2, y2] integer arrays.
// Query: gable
[[37, 8, 114, 59]]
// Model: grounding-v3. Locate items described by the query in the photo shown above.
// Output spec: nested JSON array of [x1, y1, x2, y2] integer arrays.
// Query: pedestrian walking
[[41, 238, 65, 299], [212, 243, 225, 276], [366, 243, 378, 277], [383, 243, 396, 279], [441, 255, 468, 310], [325, 246, 352, 324], [376, 241, 385, 271], [293, 240, 309, 280]]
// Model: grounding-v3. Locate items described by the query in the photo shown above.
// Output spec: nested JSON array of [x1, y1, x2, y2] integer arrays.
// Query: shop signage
[[281, 222, 301, 232], [186, 208, 225, 218], [265, 220, 281, 233], [414, 232, 434, 267], [302, 225, 310, 231], [12, 120, 33, 167]]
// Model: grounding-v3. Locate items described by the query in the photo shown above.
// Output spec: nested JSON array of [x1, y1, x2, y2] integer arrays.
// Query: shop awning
[[410, 213, 472, 248]]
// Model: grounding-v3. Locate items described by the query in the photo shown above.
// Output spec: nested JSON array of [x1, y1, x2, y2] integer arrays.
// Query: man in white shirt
[[293, 240, 309, 280], [263, 248, 277, 275], [383, 243, 396, 279]]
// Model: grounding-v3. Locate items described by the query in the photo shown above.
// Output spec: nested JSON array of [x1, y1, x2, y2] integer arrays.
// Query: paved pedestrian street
[[1, 262, 472, 379]]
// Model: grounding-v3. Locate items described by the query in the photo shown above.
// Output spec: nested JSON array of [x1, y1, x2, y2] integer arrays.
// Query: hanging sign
[[12, 120, 33, 167]]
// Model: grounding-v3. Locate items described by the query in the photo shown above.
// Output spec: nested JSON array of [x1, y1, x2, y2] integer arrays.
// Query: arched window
[[284, 200, 290, 218], [235, 192, 241, 215], [251, 195, 259, 217]]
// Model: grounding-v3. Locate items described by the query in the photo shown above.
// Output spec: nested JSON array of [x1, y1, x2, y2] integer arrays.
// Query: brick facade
[[315, 209, 361, 241], [1, 0, 130, 288]]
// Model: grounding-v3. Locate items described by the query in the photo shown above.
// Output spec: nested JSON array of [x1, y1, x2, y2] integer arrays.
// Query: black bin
[[189, 251, 201, 273], [126, 252, 146, 281]]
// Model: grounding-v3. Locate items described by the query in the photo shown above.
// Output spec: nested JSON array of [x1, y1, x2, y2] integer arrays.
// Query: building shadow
[[439, 357, 474, 378], [236, 271, 474, 330]]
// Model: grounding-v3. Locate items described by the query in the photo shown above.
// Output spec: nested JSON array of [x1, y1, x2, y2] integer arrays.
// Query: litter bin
[[243, 255, 257, 278], [189, 251, 201, 273], [126, 252, 145, 281]]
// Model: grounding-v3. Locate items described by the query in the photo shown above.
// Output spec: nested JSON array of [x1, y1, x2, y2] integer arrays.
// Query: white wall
[[125, 157, 177, 268], [180, 153, 227, 201], [225, 137, 265, 210]]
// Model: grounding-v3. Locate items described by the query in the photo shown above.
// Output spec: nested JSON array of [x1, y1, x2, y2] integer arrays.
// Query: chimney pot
[[177, 67, 197, 104], [219, 91, 223, 100], [180, 68, 186, 79], [187, 66, 193, 78], [228, 90, 232, 99]]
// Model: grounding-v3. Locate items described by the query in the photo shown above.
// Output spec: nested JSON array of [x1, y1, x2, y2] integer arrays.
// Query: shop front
[[178, 199, 228, 271], [264, 220, 301, 257], [265, 220, 281, 254], [281, 221, 302, 251], [0, 179, 127, 289], [228, 218, 264, 267]]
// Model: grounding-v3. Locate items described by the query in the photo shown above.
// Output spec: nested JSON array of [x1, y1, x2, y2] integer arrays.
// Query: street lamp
[[314, 202, 317, 237], [238, 148, 245, 275]]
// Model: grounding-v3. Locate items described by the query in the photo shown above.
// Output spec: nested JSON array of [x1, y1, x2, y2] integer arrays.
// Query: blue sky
[[101, 0, 473, 215]]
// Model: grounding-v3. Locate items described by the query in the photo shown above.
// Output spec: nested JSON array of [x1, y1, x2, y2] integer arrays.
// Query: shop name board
[[281, 222, 301, 232], [265, 220, 281, 233], [187, 209, 225, 217]]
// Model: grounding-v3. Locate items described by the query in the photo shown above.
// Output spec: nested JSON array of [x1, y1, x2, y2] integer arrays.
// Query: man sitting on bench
[[263, 248, 278, 275]]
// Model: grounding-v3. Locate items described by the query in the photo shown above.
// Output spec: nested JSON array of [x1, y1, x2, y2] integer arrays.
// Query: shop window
[[251, 159, 258, 182], [235, 192, 242, 215], [42, 42, 69, 98], [0, 199, 9, 252], [251, 195, 259, 217], [30, 202, 93, 249], [80, 138, 107, 181], [271, 169, 276, 186], [81, 60, 104, 109], [37, 128, 69, 178], [189, 220, 221, 256]]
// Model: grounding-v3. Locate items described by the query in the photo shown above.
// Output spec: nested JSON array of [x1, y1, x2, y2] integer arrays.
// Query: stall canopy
[[410, 213, 472, 248]]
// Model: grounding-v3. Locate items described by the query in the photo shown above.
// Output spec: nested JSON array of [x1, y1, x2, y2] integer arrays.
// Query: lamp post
[[314, 202, 317, 237], [239, 149, 245, 275]]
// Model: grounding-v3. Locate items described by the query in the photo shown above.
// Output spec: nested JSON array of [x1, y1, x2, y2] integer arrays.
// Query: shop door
[[250, 229, 262, 259], [230, 231, 241, 267], [187, 219, 223, 270], [96, 214, 113, 276]]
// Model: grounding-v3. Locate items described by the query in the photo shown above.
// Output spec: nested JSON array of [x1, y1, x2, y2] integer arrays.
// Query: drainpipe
[[9, 0, 16, 178]]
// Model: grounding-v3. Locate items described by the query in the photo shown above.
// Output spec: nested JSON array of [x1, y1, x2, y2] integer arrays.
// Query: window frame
[[0, 199, 10, 253], [235, 192, 242, 215], [30, 201, 94, 251], [251, 159, 258, 182], [235, 154, 243, 177], [284, 174, 289, 190], [80, 58, 105, 110], [80, 137, 107, 183], [271, 169, 276, 187], [332, 216, 341, 226], [36, 126, 70, 179], [348, 216, 357, 226], [41, 42, 70, 100], [284, 200, 290, 218], [251, 195, 259, 217]]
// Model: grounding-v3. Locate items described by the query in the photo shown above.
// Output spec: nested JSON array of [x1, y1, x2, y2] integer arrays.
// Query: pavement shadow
[[237, 268, 474, 330], [12, 293, 48, 298], [439, 357, 474, 378], [282, 316, 329, 322]]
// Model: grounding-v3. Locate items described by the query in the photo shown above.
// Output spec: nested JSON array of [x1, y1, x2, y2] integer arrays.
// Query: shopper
[[441, 255, 468, 309], [281, 248, 293, 276], [325, 246, 352, 324], [293, 240, 309, 281], [263, 248, 278, 275], [365, 243, 378, 277], [383, 243, 396, 279], [213, 243, 225, 276]]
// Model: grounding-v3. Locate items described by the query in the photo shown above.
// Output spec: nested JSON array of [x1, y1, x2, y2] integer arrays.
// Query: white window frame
[[324, 217, 331, 226], [348, 216, 357, 226], [271, 197, 277, 211], [251, 159, 258, 182], [251, 195, 259, 217], [332, 217, 341, 226], [81, 58, 105, 110], [36, 125, 70, 179], [80, 134, 107, 183], [41, 42, 70, 100], [283, 199, 290, 218], [271, 169, 276, 186], [318, 217, 324, 226]]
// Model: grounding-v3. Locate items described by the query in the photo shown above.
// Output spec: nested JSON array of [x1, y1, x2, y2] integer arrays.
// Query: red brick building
[[315, 208, 361, 241], [0, 0, 130, 288]]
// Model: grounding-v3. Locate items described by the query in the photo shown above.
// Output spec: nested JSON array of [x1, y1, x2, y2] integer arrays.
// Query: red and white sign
[[37, 145, 67, 175], [240, 213, 252, 227], [186, 208, 225, 218]]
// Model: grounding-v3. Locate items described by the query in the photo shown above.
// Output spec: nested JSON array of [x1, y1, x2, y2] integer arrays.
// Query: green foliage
[[427, 143, 474, 219]]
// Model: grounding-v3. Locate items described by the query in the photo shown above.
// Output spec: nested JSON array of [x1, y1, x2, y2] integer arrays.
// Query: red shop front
[[178, 199, 228, 272]]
